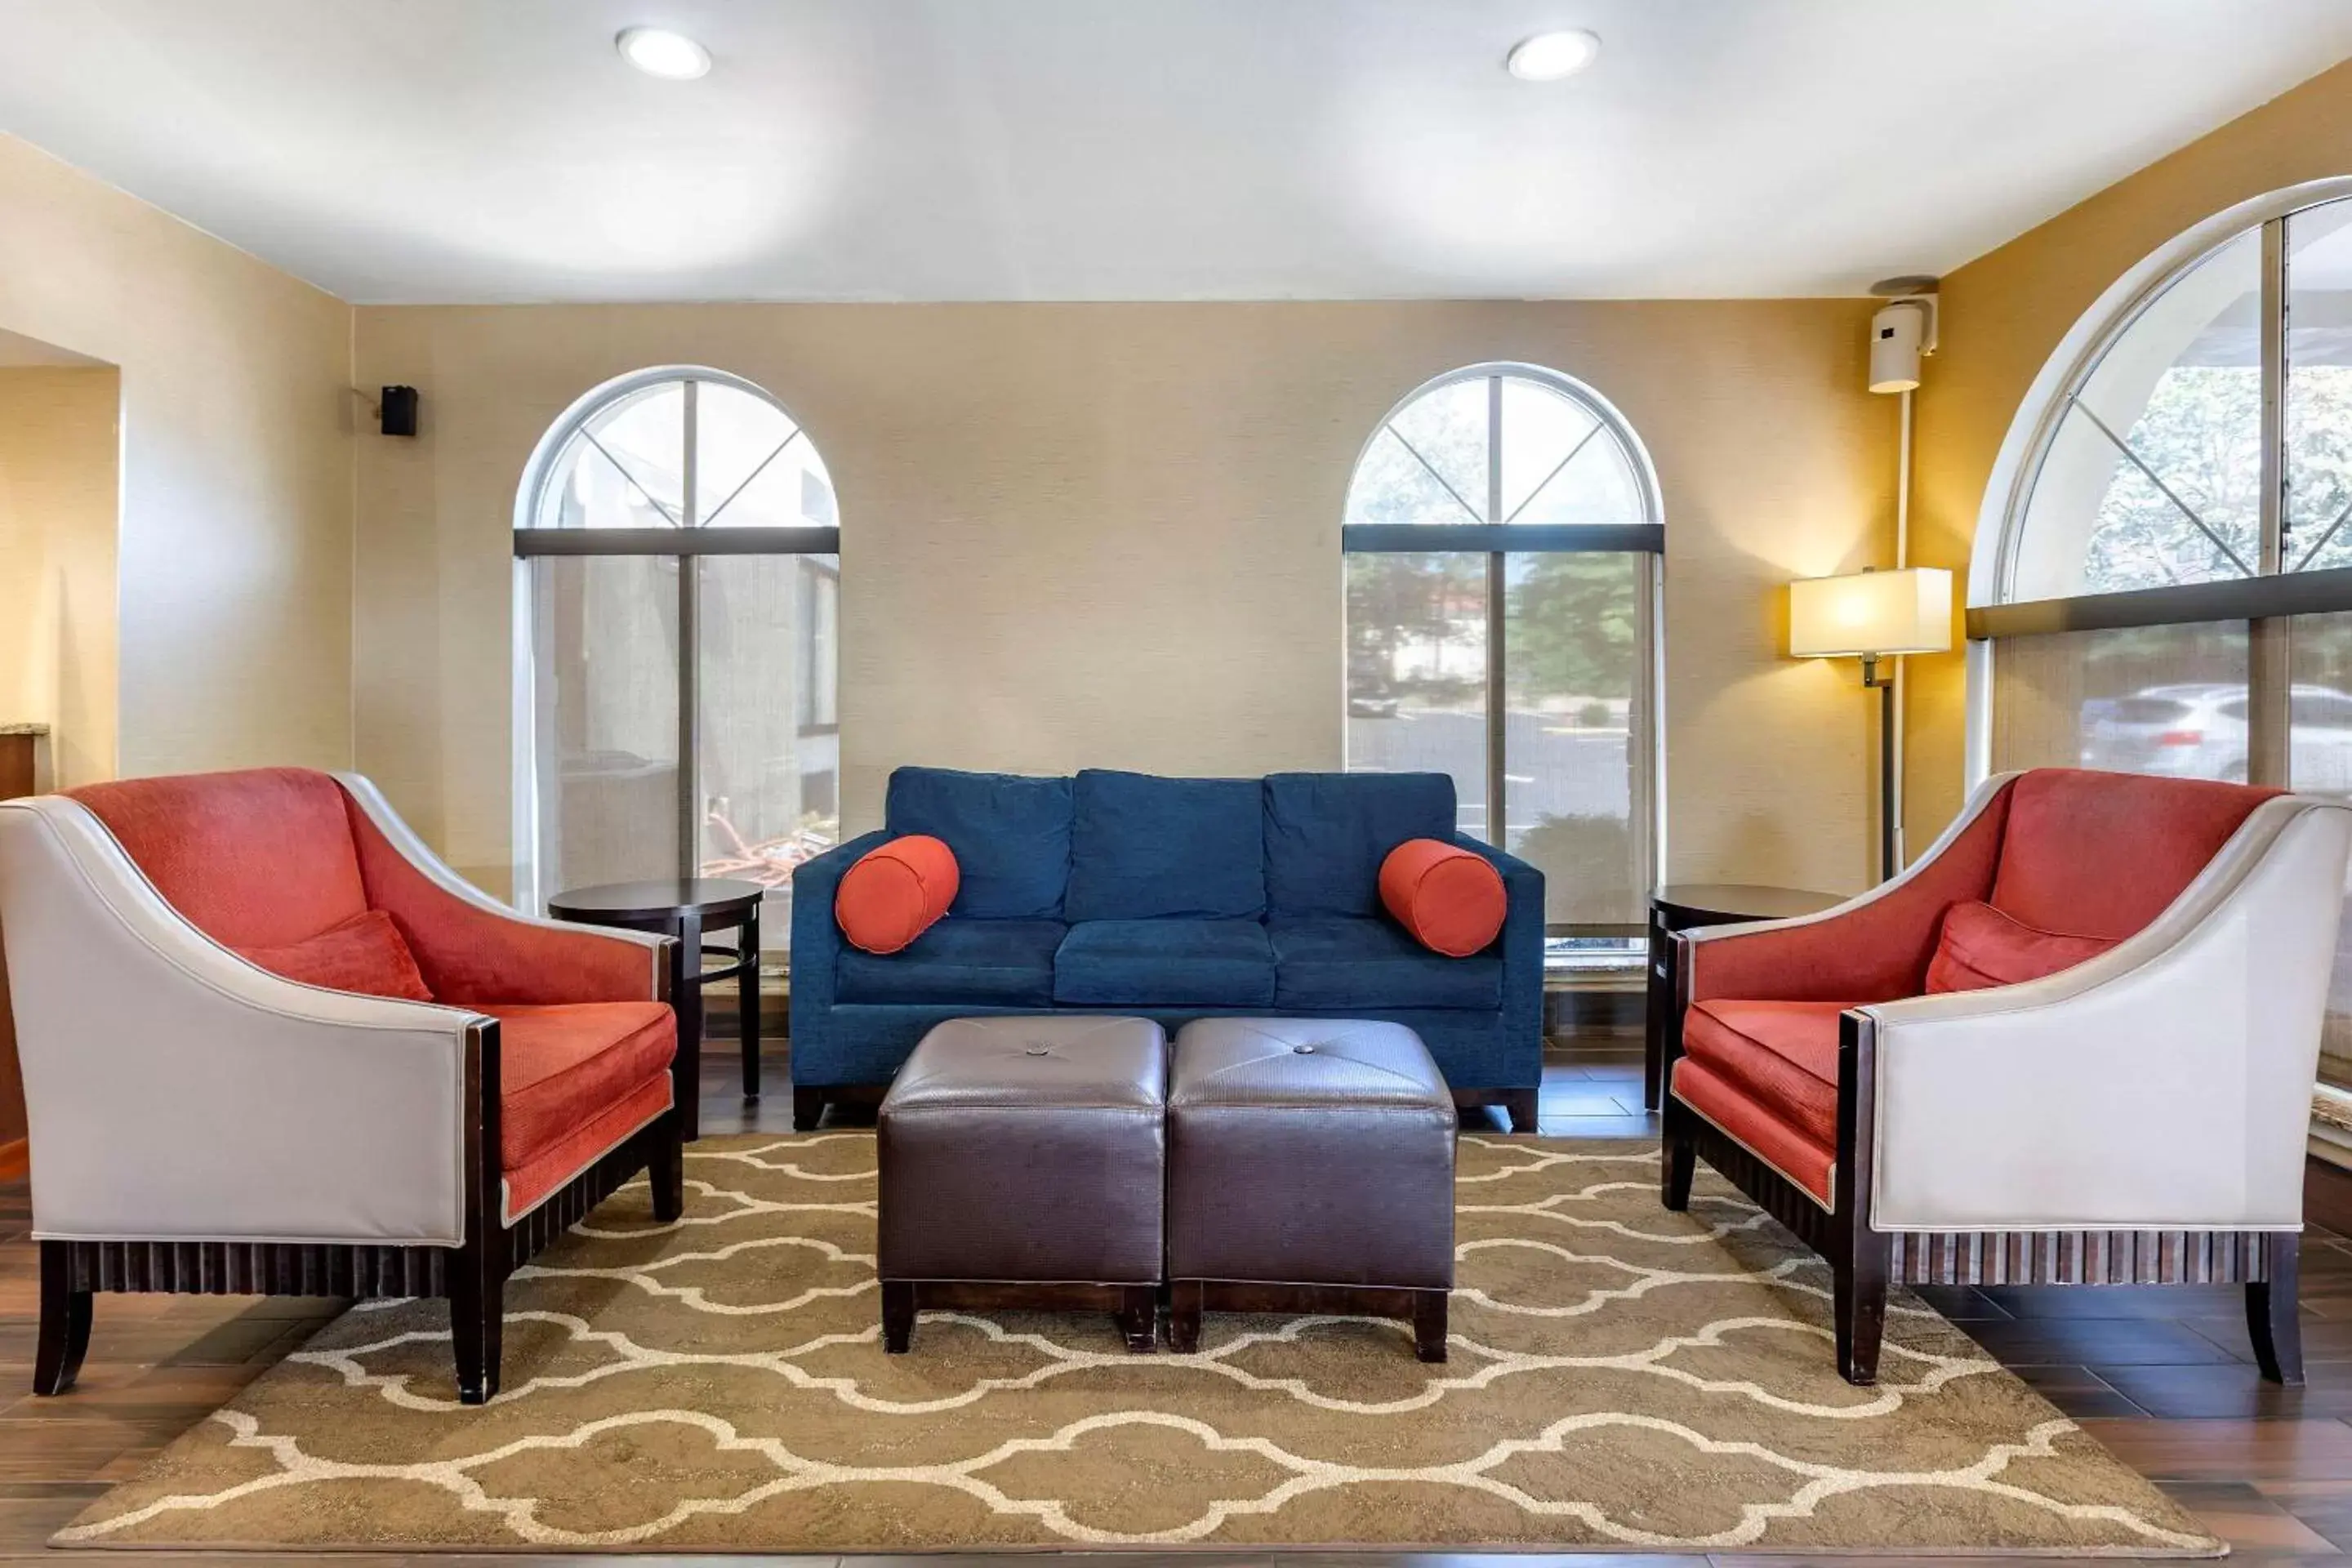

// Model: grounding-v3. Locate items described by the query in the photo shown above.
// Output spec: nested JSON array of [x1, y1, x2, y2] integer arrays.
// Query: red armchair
[[1663, 768, 2352, 1386], [0, 768, 688, 1404]]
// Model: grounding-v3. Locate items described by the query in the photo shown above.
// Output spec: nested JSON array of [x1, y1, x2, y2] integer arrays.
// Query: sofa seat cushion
[[1680, 999, 1849, 1149], [485, 1000, 677, 1180], [1054, 920, 1276, 1007], [1267, 915, 1503, 1010], [837, 917, 1064, 1005]]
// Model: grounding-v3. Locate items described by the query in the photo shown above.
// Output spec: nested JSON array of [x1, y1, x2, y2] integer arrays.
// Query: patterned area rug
[[59, 1134, 2218, 1554]]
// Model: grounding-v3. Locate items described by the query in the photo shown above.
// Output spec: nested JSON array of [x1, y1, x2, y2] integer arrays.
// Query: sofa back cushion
[[70, 767, 370, 949], [1263, 771, 1457, 917], [884, 766, 1074, 920], [1066, 769, 1265, 920], [1989, 768, 2279, 942]]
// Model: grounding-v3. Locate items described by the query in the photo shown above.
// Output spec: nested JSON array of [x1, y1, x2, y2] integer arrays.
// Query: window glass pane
[[537, 381, 686, 528], [1503, 550, 1644, 926], [530, 554, 679, 893], [1343, 551, 1488, 839], [1500, 377, 1642, 526], [1345, 424, 1476, 525], [2013, 229, 2261, 598], [2290, 613, 2352, 1098], [697, 555, 840, 953], [695, 381, 839, 528], [2289, 199, 2352, 572], [1381, 377, 1490, 521], [1990, 622, 2251, 780]]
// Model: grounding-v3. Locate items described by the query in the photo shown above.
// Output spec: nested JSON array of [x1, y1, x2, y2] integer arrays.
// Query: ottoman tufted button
[[1025, 1046, 1053, 1057], [1294, 1043, 1317, 1054]]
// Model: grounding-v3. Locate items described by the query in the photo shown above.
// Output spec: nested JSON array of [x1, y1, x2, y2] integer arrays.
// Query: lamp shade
[[1788, 567, 1953, 658]]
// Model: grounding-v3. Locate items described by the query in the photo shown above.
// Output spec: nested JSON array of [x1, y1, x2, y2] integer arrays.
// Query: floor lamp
[[1788, 567, 1953, 882]]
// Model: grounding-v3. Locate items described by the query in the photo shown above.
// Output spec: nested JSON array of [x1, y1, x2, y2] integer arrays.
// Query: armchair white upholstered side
[[0, 795, 481, 1246], [1864, 795, 2352, 1233]]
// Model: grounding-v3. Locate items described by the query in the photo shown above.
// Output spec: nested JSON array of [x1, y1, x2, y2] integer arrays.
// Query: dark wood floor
[[5, 1032, 2351, 1565]]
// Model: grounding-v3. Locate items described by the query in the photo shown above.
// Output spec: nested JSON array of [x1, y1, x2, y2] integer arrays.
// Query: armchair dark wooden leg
[[1830, 1008, 1888, 1386], [1834, 1231, 1891, 1386], [2248, 1232, 2305, 1386], [1504, 1088, 1539, 1134], [452, 1018, 506, 1405], [34, 1241, 92, 1396], [882, 1281, 915, 1353], [648, 1116, 685, 1223], [449, 1228, 507, 1405], [792, 1085, 826, 1132]]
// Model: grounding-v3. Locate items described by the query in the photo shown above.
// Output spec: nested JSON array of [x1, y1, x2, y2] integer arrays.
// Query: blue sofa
[[788, 766, 1545, 1129]]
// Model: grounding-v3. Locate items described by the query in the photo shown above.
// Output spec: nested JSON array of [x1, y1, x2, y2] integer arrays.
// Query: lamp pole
[[1862, 653, 1895, 883]]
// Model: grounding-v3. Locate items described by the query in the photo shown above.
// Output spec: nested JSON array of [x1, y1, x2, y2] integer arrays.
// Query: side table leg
[[675, 911, 703, 1142], [740, 902, 761, 1102]]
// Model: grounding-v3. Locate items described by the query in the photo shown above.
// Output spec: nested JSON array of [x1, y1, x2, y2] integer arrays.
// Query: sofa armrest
[[1682, 773, 2020, 1005], [337, 773, 666, 1005], [0, 796, 483, 1246], [1861, 795, 2352, 1232], [789, 829, 893, 1025], [1450, 833, 1545, 1080]]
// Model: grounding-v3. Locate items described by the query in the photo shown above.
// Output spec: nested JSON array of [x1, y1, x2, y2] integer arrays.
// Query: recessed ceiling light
[[1506, 29, 1601, 82], [617, 27, 711, 80]]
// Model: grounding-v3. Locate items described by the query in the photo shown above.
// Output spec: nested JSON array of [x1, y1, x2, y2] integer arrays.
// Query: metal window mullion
[[2252, 217, 2289, 787], [1485, 376, 1507, 850], [678, 380, 701, 880]]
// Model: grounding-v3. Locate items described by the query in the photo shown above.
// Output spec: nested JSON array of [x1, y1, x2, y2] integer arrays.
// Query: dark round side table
[[1644, 883, 1845, 1111], [549, 877, 767, 1140]]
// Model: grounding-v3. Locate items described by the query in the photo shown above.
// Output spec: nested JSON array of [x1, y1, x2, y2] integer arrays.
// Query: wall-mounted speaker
[[380, 385, 419, 438]]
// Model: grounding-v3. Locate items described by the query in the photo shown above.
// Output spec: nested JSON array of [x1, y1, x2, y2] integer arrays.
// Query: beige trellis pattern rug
[[58, 1134, 2217, 1554]]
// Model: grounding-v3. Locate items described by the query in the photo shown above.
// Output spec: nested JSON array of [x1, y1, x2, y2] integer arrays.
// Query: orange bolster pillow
[[835, 835, 960, 954], [1379, 837, 1507, 957]]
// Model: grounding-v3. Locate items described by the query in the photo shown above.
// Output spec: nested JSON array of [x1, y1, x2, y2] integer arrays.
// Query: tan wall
[[355, 299, 1895, 898], [0, 134, 354, 781], [1909, 58, 2352, 844], [0, 365, 121, 786]]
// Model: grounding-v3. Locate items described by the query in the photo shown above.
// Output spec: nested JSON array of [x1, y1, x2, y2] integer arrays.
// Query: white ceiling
[[1, 0, 2347, 304]]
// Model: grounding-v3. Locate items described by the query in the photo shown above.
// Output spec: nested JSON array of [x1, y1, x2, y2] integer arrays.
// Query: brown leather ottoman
[[1165, 1018, 1456, 1361], [877, 1015, 1165, 1352]]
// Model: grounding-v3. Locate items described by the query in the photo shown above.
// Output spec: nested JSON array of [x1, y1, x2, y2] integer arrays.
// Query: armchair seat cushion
[[1268, 915, 1503, 1009], [1054, 919, 1276, 1006], [486, 1000, 677, 1179], [837, 917, 1064, 1005], [1681, 999, 1848, 1148]]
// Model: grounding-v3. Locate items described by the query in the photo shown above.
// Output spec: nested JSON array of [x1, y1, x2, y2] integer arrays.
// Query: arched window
[[1976, 186, 2352, 785], [1972, 184, 2352, 1153], [1342, 363, 1663, 947], [514, 368, 840, 947]]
